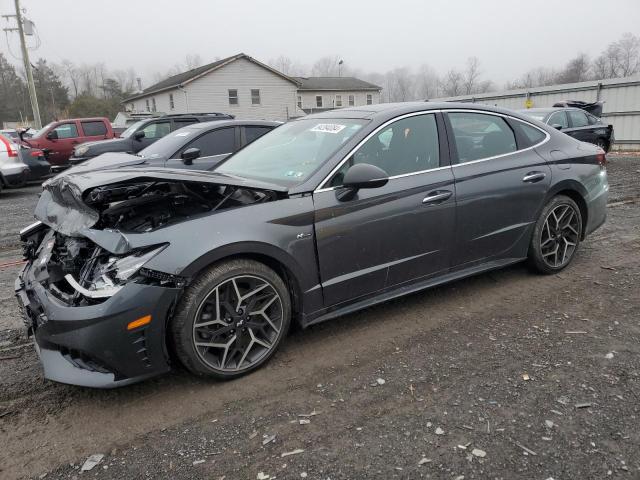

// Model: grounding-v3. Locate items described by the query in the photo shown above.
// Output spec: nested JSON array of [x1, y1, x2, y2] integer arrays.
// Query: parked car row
[[15, 101, 609, 387]]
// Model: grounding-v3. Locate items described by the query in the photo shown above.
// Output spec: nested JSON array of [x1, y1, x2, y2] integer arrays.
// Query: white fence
[[433, 75, 640, 151]]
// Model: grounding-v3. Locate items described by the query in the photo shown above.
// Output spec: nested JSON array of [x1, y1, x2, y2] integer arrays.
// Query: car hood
[[75, 137, 132, 155], [35, 167, 288, 246]]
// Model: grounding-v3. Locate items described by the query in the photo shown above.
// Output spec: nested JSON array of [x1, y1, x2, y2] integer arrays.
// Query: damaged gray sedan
[[15, 102, 608, 387]]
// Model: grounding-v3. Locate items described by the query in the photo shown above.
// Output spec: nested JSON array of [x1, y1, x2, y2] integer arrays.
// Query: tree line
[[0, 32, 638, 127]]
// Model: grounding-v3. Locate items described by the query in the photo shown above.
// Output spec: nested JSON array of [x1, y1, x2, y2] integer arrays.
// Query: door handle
[[522, 172, 546, 183], [422, 190, 452, 205]]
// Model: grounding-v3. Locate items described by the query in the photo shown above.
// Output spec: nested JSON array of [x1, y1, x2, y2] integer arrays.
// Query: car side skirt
[[302, 256, 525, 328]]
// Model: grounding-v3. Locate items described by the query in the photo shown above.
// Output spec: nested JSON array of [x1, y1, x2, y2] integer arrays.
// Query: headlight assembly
[[65, 244, 167, 298], [74, 145, 89, 156]]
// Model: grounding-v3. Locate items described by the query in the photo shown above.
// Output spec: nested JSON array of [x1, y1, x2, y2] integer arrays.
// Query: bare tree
[[311, 56, 342, 76], [559, 53, 591, 83], [414, 64, 439, 99], [441, 69, 463, 97], [616, 32, 640, 77], [463, 56, 481, 94]]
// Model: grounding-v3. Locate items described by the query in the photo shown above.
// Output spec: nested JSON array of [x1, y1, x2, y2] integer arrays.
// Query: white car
[[0, 134, 29, 193]]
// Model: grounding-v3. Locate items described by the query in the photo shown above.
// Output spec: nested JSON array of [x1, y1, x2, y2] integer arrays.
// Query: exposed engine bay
[[84, 180, 278, 233], [24, 173, 285, 306]]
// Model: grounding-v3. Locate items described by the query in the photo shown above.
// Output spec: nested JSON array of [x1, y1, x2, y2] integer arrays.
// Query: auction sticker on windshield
[[310, 123, 347, 134]]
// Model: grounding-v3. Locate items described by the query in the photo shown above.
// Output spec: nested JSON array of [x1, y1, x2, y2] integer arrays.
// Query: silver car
[[0, 134, 29, 193]]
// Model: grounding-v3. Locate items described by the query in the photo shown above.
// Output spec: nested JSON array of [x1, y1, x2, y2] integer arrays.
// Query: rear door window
[[81, 121, 107, 136], [567, 110, 588, 128], [180, 128, 235, 157], [448, 112, 516, 163], [586, 113, 600, 125]]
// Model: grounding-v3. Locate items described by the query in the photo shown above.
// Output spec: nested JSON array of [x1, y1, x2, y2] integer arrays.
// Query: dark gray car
[[16, 102, 608, 388]]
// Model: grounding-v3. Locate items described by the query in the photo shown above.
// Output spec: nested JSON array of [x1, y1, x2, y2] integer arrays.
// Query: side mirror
[[133, 130, 146, 140], [338, 163, 388, 200], [181, 147, 201, 165], [46, 130, 58, 140], [551, 124, 563, 131]]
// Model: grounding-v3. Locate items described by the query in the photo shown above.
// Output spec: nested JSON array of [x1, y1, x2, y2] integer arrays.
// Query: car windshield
[[521, 111, 548, 122], [119, 120, 146, 138], [139, 126, 198, 159], [215, 119, 367, 187], [31, 122, 57, 138]]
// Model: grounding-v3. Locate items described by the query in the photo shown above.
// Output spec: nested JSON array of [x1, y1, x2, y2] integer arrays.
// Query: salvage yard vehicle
[[15, 102, 608, 388], [21, 117, 115, 167], [0, 134, 30, 192], [68, 120, 279, 173], [519, 107, 614, 152], [68, 112, 234, 166]]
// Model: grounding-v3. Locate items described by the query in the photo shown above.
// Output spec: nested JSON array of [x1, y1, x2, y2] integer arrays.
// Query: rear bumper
[[15, 260, 182, 388], [1, 165, 29, 186]]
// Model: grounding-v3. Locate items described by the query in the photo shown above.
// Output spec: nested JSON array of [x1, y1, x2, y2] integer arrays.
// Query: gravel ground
[[0, 156, 638, 480]]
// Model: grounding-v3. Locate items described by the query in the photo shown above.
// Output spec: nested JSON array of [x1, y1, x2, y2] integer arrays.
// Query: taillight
[[0, 134, 18, 157], [596, 152, 607, 167]]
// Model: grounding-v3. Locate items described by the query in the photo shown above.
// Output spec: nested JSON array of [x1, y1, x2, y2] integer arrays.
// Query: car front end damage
[[15, 168, 285, 387]]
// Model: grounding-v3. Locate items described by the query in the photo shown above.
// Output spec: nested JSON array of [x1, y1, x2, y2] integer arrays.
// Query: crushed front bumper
[[15, 260, 182, 388]]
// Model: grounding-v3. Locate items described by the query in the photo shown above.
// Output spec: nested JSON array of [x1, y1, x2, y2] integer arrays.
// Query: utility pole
[[2, 0, 41, 128]]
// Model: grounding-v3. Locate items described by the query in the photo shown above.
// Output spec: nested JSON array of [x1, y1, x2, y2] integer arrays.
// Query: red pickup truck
[[22, 117, 115, 166]]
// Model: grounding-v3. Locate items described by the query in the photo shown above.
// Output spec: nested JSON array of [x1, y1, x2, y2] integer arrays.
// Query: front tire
[[170, 259, 291, 379], [528, 195, 583, 274]]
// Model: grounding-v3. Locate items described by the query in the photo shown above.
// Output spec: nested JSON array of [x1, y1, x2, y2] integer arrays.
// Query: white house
[[123, 54, 382, 121], [294, 77, 382, 114], [124, 54, 301, 121]]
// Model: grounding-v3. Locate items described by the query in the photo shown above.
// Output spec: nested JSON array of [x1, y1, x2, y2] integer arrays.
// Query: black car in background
[[66, 120, 279, 173], [16, 102, 608, 388], [519, 107, 614, 151], [69, 112, 234, 165]]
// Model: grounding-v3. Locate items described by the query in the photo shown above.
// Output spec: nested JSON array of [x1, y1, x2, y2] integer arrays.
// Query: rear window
[[448, 112, 517, 163], [81, 121, 107, 136]]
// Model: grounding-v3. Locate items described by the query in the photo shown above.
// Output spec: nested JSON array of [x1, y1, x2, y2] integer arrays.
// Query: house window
[[366, 94, 373, 105], [251, 89, 261, 105], [316, 95, 323, 108], [335, 95, 342, 107], [228, 89, 238, 105], [297, 95, 302, 109], [169, 93, 175, 110], [348, 95, 355, 106], [151, 98, 157, 112], [145, 99, 150, 112]]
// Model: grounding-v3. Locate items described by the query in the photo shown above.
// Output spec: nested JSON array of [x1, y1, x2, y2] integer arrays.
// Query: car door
[[46, 121, 81, 164], [165, 126, 238, 170], [134, 120, 171, 152], [445, 110, 551, 267], [565, 110, 593, 143], [313, 112, 456, 307]]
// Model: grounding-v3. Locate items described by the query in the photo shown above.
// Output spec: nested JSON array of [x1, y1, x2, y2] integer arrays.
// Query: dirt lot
[[0, 157, 638, 480]]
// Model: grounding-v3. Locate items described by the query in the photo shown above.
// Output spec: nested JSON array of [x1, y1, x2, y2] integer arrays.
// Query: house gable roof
[[124, 53, 300, 102], [294, 76, 381, 91]]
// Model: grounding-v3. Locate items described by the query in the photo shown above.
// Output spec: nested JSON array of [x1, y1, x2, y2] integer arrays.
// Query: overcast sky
[[1, 0, 639, 86]]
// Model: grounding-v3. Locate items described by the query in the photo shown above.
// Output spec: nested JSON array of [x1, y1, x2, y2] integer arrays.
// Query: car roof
[[519, 107, 584, 114], [299, 101, 540, 124], [181, 119, 280, 131]]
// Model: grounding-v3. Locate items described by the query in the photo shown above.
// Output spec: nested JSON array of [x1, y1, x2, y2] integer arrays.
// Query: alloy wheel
[[540, 203, 580, 268], [192, 275, 283, 372]]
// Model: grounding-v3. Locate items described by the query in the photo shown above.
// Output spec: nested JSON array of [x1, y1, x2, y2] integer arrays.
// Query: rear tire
[[170, 259, 291, 379], [528, 195, 583, 274]]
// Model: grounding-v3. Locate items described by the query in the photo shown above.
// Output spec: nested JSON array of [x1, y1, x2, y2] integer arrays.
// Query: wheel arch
[[544, 180, 589, 239], [180, 242, 305, 325]]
